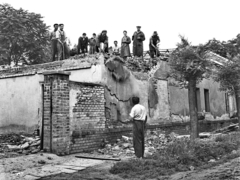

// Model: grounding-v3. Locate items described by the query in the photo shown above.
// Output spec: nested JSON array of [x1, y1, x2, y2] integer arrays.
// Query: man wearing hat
[[78, 33, 89, 55], [96, 30, 109, 53], [132, 26, 145, 57], [50, 24, 59, 61], [149, 31, 160, 58]]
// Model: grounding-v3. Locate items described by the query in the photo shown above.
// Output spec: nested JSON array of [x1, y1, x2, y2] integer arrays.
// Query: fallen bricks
[[95, 124, 240, 158], [0, 133, 41, 158], [95, 131, 180, 158]]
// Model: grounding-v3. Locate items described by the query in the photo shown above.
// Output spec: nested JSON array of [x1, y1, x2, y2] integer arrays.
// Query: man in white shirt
[[112, 40, 120, 55], [50, 24, 59, 61], [56, 24, 70, 60], [120, 96, 147, 158]]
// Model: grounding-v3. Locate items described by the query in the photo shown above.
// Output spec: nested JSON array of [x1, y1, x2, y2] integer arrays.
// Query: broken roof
[[0, 54, 103, 79]]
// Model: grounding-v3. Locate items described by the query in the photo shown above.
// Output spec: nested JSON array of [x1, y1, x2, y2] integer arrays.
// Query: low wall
[[0, 55, 102, 134], [69, 118, 238, 153]]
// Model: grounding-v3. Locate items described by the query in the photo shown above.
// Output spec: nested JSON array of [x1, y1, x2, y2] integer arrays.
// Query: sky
[[1, 0, 240, 50]]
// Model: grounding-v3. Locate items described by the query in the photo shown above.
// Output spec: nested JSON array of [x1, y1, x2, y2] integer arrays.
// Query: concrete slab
[[59, 168, 78, 174], [23, 174, 40, 180], [55, 165, 86, 171], [0, 153, 107, 179], [63, 159, 104, 167]]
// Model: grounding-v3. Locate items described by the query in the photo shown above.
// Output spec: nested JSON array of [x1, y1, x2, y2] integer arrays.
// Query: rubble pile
[[96, 131, 179, 158], [125, 57, 159, 73], [68, 53, 102, 62], [0, 133, 41, 158], [214, 123, 239, 133]]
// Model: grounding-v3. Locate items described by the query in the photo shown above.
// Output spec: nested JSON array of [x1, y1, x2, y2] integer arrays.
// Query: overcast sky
[[1, 0, 240, 50]]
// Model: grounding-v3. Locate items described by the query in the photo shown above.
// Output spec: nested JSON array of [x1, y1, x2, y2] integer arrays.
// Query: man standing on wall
[[149, 31, 160, 58], [50, 24, 59, 61], [120, 96, 147, 158], [78, 33, 89, 55], [132, 26, 145, 57], [112, 41, 120, 55], [96, 30, 109, 53], [89, 33, 97, 54], [58, 24, 70, 60]]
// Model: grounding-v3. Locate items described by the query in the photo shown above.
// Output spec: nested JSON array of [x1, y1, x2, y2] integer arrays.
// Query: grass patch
[[110, 132, 240, 179]]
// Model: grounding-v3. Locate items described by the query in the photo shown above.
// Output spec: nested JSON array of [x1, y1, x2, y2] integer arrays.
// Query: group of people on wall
[[50, 25, 161, 61]]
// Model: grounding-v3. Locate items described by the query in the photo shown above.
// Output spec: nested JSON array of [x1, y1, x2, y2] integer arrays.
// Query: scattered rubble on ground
[[214, 123, 239, 133], [96, 123, 240, 158], [0, 133, 41, 159], [96, 131, 182, 158]]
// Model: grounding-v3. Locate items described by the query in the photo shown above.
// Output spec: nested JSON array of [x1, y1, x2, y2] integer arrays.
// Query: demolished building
[[0, 52, 237, 155]]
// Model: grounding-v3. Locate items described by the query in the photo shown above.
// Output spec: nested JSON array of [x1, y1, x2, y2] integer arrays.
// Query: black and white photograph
[[0, 0, 240, 179]]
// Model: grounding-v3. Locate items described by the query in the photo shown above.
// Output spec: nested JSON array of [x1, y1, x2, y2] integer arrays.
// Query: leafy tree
[[203, 35, 240, 127], [169, 36, 212, 141], [0, 3, 51, 66], [213, 48, 240, 127]]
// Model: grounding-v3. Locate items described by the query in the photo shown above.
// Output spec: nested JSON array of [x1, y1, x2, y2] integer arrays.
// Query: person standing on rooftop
[[149, 31, 160, 58], [89, 33, 97, 54], [96, 30, 108, 53], [50, 24, 59, 61], [78, 33, 89, 55], [121, 30, 131, 60], [132, 26, 145, 58]]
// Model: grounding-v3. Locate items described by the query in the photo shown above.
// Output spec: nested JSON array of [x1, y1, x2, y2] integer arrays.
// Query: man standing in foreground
[[120, 96, 147, 158], [132, 26, 145, 57]]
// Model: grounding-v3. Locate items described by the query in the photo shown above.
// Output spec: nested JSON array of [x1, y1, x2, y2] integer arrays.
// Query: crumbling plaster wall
[[0, 55, 103, 134], [0, 75, 43, 133], [102, 58, 171, 125], [169, 77, 229, 120], [198, 78, 227, 117]]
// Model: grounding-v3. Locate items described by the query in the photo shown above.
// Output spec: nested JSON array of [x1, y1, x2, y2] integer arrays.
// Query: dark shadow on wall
[[148, 77, 159, 117]]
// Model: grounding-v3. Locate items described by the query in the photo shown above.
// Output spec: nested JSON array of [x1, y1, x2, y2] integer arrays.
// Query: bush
[[110, 132, 240, 179]]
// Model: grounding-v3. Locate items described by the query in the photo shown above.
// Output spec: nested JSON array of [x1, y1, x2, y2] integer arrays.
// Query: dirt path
[[41, 157, 240, 180], [168, 157, 240, 180], [0, 153, 107, 180]]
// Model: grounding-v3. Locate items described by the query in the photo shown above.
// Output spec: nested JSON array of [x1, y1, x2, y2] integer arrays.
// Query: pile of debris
[[0, 133, 41, 158], [214, 123, 239, 133], [125, 57, 160, 73], [96, 123, 240, 158], [96, 131, 179, 158]]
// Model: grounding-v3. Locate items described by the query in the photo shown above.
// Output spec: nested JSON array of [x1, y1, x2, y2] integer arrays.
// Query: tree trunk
[[8, 56, 11, 66], [188, 78, 198, 141]]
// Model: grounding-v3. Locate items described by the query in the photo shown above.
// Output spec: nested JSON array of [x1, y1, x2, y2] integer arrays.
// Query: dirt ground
[[38, 156, 240, 180], [168, 157, 240, 180]]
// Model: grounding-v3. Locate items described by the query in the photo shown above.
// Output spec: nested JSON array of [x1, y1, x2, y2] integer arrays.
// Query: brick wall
[[69, 82, 108, 153], [43, 71, 71, 155], [70, 118, 238, 153]]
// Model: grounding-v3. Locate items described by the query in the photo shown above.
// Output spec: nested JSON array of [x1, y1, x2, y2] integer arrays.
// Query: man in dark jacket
[[78, 33, 89, 54], [149, 31, 160, 58], [96, 30, 108, 53], [132, 26, 145, 57]]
